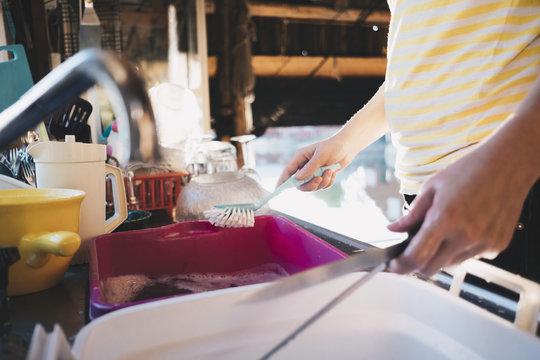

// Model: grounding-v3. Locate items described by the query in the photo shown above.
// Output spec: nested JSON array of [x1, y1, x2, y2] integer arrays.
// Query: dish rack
[[126, 173, 186, 214], [28, 259, 540, 360]]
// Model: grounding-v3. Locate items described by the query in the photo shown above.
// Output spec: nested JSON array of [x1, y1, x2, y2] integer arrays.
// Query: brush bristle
[[203, 207, 255, 228]]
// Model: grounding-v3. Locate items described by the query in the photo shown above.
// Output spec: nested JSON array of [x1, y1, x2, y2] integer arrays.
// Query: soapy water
[[102, 263, 289, 304]]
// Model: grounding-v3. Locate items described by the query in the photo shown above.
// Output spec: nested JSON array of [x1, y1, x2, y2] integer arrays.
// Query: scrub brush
[[204, 163, 341, 228]]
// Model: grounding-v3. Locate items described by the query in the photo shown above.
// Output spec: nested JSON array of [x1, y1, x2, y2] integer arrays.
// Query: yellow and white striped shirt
[[385, 0, 540, 194]]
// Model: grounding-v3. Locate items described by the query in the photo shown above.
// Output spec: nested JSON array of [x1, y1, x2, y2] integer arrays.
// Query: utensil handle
[[260, 163, 341, 207], [20, 231, 81, 268], [446, 259, 540, 334], [287, 163, 341, 188], [104, 164, 128, 233]]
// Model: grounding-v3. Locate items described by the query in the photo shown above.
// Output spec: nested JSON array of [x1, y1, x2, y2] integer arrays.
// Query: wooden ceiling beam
[[208, 55, 386, 77], [120, 2, 391, 27], [205, 1, 391, 24], [247, 3, 390, 24]]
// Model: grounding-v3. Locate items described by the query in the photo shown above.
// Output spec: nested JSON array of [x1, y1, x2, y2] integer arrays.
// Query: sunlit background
[[252, 125, 405, 248]]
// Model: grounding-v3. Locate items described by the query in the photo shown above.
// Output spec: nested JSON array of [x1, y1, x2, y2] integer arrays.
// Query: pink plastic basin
[[89, 215, 347, 319]]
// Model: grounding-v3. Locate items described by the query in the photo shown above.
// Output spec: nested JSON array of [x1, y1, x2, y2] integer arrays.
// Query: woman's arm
[[388, 76, 540, 276], [276, 82, 389, 190]]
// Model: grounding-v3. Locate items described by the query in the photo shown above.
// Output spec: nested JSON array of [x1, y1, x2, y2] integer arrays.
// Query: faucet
[[0, 49, 159, 165]]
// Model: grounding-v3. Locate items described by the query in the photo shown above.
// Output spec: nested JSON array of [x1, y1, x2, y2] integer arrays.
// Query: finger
[[276, 161, 305, 186], [477, 249, 500, 260], [276, 148, 315, 186], [448, 244, 485, 267], [318, 169, 335, 189], [322, 171, 337, 189], [419, 240, 458, 277], [318, 168, 339, 190], [298, 177, 323, 191], [388, 221, 445, 274], [418, 237, 487, 277], [387, 188, 435, 233], [295, 156, 326, 180]]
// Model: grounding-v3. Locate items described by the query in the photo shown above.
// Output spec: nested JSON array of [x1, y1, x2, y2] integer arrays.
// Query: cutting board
[[0, 44, 34, 112], [0, 44, 49, 141]]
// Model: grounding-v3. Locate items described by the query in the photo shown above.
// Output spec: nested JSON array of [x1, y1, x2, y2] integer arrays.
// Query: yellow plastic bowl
[[0, 188, 85, 295]]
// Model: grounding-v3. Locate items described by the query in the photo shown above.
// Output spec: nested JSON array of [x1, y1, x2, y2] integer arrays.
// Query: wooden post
[[214, 0, 234, 140], [213, 0, 254, 167]]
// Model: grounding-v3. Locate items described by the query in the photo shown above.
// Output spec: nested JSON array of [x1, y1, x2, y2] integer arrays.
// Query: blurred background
[[1, 0, 401, 244]]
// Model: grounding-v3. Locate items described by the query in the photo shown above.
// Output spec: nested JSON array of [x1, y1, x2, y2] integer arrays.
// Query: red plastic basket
[[130, 173, 186, 212]]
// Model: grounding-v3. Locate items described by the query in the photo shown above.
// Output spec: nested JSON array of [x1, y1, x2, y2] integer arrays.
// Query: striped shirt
[[385, 0, 540, 194]]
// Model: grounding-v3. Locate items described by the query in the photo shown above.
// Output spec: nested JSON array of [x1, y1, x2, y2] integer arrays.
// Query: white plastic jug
[[28, 136, 127, 263]]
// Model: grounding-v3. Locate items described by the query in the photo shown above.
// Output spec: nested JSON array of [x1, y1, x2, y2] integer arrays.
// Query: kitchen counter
[[2, 210, 534, 359]]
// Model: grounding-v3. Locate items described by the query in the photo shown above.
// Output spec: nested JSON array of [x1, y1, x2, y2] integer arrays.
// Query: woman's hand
[[388, 141, 537, 278], [388, 76, 540, 278], [276, 134, 355, 191], [277, 83, 389, 191]]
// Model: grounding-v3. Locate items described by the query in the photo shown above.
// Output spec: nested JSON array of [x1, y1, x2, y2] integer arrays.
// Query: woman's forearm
[[277, 82, 389, 187], [334, 82, 389, 155], [388, 76, 540, 276], [480, 76, 540, 190]]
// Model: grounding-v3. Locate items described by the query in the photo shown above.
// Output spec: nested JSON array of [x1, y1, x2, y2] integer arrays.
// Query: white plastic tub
[[30, 267, 540, 360]]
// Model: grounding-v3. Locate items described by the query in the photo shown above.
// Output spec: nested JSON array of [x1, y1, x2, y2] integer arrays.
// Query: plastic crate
[[129, 173, 186, 212], [88, 215, 347, 319]]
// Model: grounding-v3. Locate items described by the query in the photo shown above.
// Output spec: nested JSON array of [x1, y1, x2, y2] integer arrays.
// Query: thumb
[[388, 189, 434, 233], [295, 156, 325, 180]]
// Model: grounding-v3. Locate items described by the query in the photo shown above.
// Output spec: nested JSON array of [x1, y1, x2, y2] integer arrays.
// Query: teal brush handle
[[257, 163, 341, 207], [286, 163, 341, 188], [213, 163, 342, 210]]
